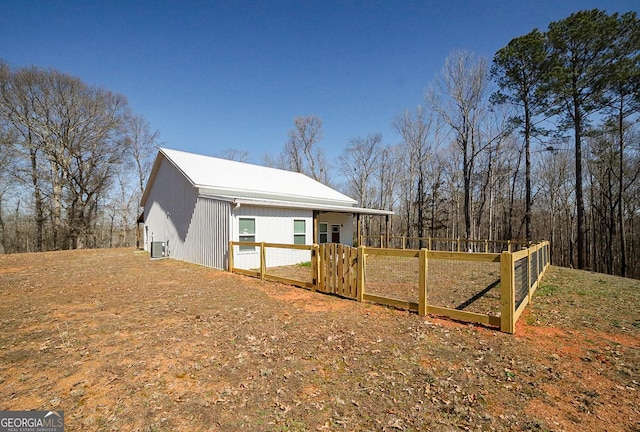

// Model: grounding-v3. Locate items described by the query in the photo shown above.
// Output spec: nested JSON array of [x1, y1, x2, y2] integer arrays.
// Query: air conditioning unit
[[151, 241, 166, 259]]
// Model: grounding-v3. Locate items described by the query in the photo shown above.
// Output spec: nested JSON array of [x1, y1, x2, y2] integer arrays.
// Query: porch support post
[[385, 214, 390, 248], [356, 213, 362, 246], [313, 210, 319, 244]]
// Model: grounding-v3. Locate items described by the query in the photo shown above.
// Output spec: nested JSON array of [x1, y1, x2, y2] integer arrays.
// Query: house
[[140, 148, 393, 270]]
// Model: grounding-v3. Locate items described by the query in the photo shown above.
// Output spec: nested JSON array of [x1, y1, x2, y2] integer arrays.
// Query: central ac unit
[[151, 241, 166, 259]]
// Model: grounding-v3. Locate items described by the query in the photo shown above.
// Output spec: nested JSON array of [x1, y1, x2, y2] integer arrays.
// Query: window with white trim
[[294, 219, 306, 245], [239, 218, 255, 251], [318, 222, 328, 244]]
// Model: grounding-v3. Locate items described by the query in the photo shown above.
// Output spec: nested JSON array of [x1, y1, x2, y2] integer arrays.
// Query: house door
[[331, 225, 340, 243]]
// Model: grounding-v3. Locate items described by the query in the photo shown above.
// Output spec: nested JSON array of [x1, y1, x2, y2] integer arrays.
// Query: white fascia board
[[198, 192, 394, 215]]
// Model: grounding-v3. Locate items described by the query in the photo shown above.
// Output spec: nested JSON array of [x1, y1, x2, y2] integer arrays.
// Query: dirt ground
[[364, 255, 502, 316], [0, 248, 638, 431]]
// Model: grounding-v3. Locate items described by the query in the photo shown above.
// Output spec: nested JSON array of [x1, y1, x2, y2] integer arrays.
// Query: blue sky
[[1, 0, 638, 166]]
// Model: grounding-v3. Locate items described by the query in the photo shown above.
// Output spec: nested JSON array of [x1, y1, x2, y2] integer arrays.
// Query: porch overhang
[[198, 193, 393, 216], [198, 192, 394, 247]]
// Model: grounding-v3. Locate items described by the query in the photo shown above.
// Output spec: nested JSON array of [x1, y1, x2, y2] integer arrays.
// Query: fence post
[[485, 239, 489, 253], [260, 242, 266, 281], [357, 246, 365, 302], [536, 243, 542, 285], [500, 251, 515, 334], [228, 241, 234, 272], [311, 244, 319, 292], [419, 248, 428, 316], [320, 244, 327, 292], [546, 242, 551, 269]]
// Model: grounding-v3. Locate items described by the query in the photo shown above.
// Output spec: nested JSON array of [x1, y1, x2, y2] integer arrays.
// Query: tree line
[[0, 62, 160, 253], [269, 9, 639, 278], [0, 9, 637, 279]]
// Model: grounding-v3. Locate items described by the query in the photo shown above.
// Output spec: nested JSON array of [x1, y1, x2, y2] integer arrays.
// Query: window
[[294, 219, 306, 245], [319, 223, 328, 244], [239, 218, 255, 251], [332, 224, 340, 243]]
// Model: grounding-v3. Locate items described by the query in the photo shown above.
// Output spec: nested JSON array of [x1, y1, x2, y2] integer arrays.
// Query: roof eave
[[199, 193, 394, 215]]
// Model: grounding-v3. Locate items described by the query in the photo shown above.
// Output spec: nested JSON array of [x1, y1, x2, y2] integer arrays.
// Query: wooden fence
[[228, 240, 551, 334], [317, 243, 358, 299], [228, 241, 317, 289], [362, 235, 531, 253]]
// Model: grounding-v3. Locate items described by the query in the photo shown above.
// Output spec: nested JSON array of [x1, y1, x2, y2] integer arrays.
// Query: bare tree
[[426, 50, 492, 241], [338, 133, 384, 238], [217, 148, 250, 163], [0, 65, 48, 250], [472, 108, 513, 242], [394, 106, 440, 247], [125, 113, 160, 196], [535, 149, 575, 266], [0, 63, 134, 250], [282, 116, 329, 184], [374, 144, 403, 239], [339, 133, 383, 208], [0, 103, 16, 253]]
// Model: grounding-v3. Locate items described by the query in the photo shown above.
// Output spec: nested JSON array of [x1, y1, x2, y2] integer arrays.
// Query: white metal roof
[[142, 148, 376, 211]]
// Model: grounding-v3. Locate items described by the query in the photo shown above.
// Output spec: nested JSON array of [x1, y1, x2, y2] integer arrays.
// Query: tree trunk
[[50, 160, 63, 250], [30, 148, 44, 252], [574, 101, 586, 269], [0, 194, 5, 254], [463, 141, 472, 240], [417, 175, 424, 248], [524, 106, 532, 242], [617, 101, 627, 277]]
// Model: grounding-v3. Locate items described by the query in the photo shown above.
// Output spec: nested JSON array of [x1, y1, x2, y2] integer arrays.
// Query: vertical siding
[[144, 157, 230, 269], [144, 157, 198, 260], [184, 197, 230, 269], [144, 158, 354, 271], [232, 206, 313, 269]]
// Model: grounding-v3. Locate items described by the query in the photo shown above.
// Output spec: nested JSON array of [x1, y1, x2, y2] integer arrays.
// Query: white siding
[[184, 197, 230, 269], [143, 158, 231, 269], [144, 157, 198, 259], [317, 212, 354, 246], [232, 206, 313, 270], [142, 154, 358, 272]]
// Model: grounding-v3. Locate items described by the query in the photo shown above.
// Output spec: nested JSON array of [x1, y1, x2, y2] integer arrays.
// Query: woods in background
[[1, 9, 638, 279], [277, 10, 640, 278], [0, 62, 160, 253]]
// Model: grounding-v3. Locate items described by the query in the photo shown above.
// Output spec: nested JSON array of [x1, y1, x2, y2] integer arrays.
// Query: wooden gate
[[317, 243, 358, 299]]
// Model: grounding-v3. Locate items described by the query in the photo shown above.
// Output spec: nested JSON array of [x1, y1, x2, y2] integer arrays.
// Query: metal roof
[[141, 148, 393, 216]]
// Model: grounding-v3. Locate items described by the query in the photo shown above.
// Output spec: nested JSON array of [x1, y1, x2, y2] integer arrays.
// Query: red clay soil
[[0, 248, 638, 431]]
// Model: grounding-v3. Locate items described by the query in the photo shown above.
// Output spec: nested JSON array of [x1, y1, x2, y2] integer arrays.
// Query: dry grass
[[0, 248, 638, 431], [365, 255, 501, 316]]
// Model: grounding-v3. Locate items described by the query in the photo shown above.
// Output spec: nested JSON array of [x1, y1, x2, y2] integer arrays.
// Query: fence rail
[[228, 240, 551, 333], [228, 241, 317, 289], [362, 235, 532, 253]]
